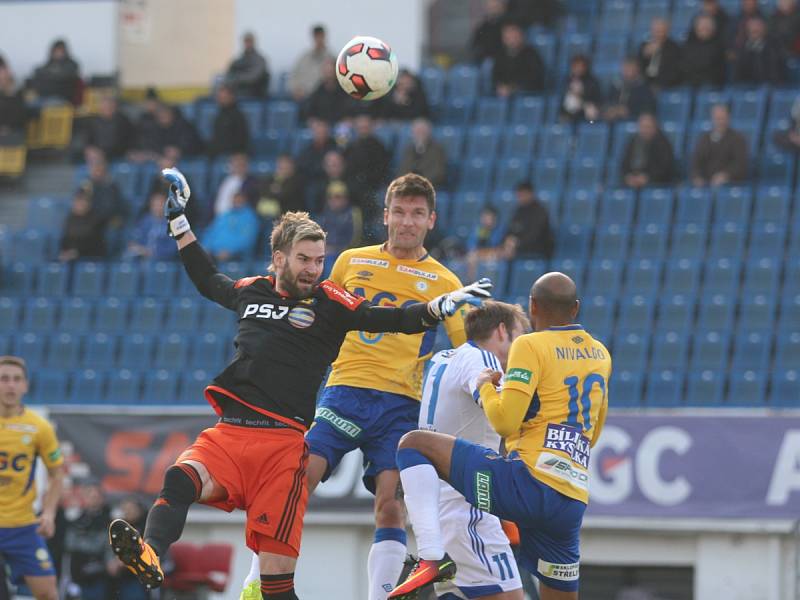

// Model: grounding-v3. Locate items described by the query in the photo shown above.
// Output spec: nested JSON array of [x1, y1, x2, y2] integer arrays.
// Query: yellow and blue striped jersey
[[0, 408, 63, 527], [326, 244, 467, 400], [480, 325, 611, 504]]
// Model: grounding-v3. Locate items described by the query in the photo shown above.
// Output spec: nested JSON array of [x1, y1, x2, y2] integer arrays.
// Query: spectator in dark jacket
[[155, 103, 203, 156], [59, 188, 106, 261], [397, 118, 447, 187], [506, 0, 563, 27], [130, 88, 162, 160], [85, 96, 134, 161], [471, 0, 508, 63], [124, 190, 175, 261], [344, 114, 390, 203], [691, 104, 749, 186], [502, 182, 554, 259], [31, 39, 80, 103], [258, 154, 306, 218], [305, 59, 354, 124], [772, 96, 800, 154], [621, 113, 676, 188], [225, 31, 270, 97], [296, 118, 338, 188], [318, 181, 362, 257], [0, 65, 27, 137], [683, 14, 728, 87], [492, 22, 546, 96], [728, 0, 764, 54], [559, 54, 603, 123], [769, 0, 800, 55], [377, 70, 430, 121], [639, 18, 683, 88], [308, 150, 364, 215], [605, 57, 657, 121], [82, 155, 128, 229], [691, 0, 730, 45], [733, 17, 787, 84], [209, 83, 250, 156]]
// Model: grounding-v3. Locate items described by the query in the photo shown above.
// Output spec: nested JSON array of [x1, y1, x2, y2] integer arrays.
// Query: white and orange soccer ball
[[335, 35, 399, 101]]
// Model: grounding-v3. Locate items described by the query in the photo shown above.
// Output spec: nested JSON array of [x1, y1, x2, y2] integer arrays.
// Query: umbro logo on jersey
[[572, 335, 584, 344], [356, 270, 373, 280]]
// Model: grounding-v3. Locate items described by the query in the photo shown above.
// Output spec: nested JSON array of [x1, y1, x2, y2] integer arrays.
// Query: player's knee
[[397, 429, 427, 450], [374, 496, 405, 527], [160, 464, 201, 505]]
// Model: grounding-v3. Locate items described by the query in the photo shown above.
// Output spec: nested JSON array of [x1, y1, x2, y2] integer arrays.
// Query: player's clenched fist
[[427, 277, 493, 320], [162, 167, 192, 239]]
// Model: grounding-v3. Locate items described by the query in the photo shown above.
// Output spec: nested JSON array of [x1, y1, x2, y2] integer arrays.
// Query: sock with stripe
[[260, 573, 297, 599], [396, 448, 444, 561], [143, 464, 201, 557], [367, 527, 407, 600]]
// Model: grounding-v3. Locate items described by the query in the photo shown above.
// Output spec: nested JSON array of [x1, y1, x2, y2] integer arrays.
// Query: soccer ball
[[336, 36, 399, 101]]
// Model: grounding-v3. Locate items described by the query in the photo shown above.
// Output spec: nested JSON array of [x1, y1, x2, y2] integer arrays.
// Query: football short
[[306, 385, 419, 493], [449, 438, 586, 593], [177, 422, 309, 557], [433, 483, 522, 599], [0, 524, 56, 581]]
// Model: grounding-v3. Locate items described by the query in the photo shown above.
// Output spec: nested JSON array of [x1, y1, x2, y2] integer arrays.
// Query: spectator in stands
[[225, 31, 270, 97], [638, 18, 683, 89], [107, 497, 150, 600], [344, 113, 390, 202], [772, 96, 800, 154], [769, 0, 800, 56], [604, 57, 657, 121], [692, 0, 730, 45], [559, 54, 602, 123], [0, 65, 27, 139], [83, 155, 127, 226], [308, 150, 362, 214], [130, 88, 161, 160], [84, 96, 134, 161], [621, 113, 676, 189], [154, 103, 203, 156], [296, 117, 338, 188], [319, 181, 362, 257], [465, 204, 506, 279], [59, 187, 106, 261], [203, 190, 260, 261], [62, 480, 112, 600], [683, 14, 727, 87], [501, 182, 554, 259], [396, 118, 447, 187], [305, 59, 354, 124], [213, 152, 259, 216], [728, 0, 764, 55], [492, 21, 545, 96], [30, 39, 81, 103], [377, 69, 430, 121], [470, 0, 508, 63], [257, 154, 305, 218], [733, 17, 787, 84], [289, 24, 334, 101], [124, 190, 175, 261], [208, 83, 250, 156], [691, 104, 749, 186], [506, 0, 562, 27]]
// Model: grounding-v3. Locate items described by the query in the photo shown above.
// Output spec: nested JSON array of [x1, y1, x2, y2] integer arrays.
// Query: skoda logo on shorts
[[287, 306, 315, 329]]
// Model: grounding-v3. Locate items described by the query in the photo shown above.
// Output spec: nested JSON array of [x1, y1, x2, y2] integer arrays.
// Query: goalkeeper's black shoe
[[388, 553, 456, 599], [108, 519, 164, 589]]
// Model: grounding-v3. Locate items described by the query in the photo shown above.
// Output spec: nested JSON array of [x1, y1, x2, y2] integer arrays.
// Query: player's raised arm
[[162, 168, 239, 310]]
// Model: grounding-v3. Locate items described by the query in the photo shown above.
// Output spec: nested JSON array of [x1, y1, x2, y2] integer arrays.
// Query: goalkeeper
[[107, 168, 492, 600]]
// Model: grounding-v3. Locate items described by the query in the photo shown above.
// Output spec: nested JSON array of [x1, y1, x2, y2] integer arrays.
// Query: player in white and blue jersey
[[416, 301, 529, 600]]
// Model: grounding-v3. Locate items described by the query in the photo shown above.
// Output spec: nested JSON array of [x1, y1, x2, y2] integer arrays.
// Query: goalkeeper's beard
[[278, 263, 318, 299]]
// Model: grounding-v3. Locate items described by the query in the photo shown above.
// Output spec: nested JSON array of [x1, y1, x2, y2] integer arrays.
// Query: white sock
[[243, 551, 260, 587], [400, 464, 444, 561], [368, 536, 407, 600]]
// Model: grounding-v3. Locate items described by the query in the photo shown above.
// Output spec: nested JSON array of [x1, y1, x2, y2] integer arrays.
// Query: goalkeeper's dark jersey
[[180, 241, 435, 430]]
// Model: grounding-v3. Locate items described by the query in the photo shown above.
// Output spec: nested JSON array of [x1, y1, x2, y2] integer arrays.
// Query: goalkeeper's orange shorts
[[176, 421, 309, 557]]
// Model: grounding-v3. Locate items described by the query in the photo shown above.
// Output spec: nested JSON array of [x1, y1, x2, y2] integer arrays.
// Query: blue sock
[[396, 447, 432, 471]]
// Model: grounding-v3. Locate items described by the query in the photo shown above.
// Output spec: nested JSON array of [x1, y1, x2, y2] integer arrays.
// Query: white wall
[[0, 0, 117, 80]]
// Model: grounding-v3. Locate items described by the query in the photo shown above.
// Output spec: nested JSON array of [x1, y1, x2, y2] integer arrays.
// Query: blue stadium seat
[[143, 369, 179, 403], [727, 369, 767, 406], [119, 334, 153, 370], [583, 258, 621, 296], [771, 369, 800, 407], [612, 369, 644, 407], [71, 369, 104, 403], [195, 101, 217, 140], [438, 97, 475, 126], [111, 162, 143, 205], [569, 157, 603, 189], [538, 124, 572, 160], [638, 188, 673, 225], [465, 125, 501, 159], [30, 371, 68, 404], [651, 330, 690, 370], [73, 262, 106, 297], [46, 332, 80, 369], [0, 298, 20, 331], [779, 291, 800, 330], [164, 297, 199, 332], [610, 122, 638, 166], [35, 262, 68, 296], [107, 262, 140, 297], [59, 298, 92, 333], [494, 158, 530, 191], [13, 333, 46, 368], [703, 258, 742, 296], [84, 333, 117, 369], [698, 294, 735, 332], [593, 225, 630, 260], [178, 158, 210, 202], [631, 223, 668, 259], [475, 97, 508, 126], [290, 128, 314, 155], [510, 96, 545, 126], [748, 222, 786, 258], [23, 297, 57, 332], [450, 192, 485, 236], [669, 223, 707, 260], [533, 158, 566, 190], [476, 259, 509, 293], [130, 298, 165, 333], [732, 329, 772, 373], [624, 259, 663, 296], [508, 260, 547, 296], [658, 89, 691, 124], [554, 224, 591, 259], [676, 187, 712, 224], [535, 187, 561, 221], [600, 0, 634, 32], [575, 123, 610, 158], [663, 259, 701, 296], [731, 88, 767, 123], [26, 197, 69, 233], [561, 189, 597, 226], [0, 335, 9, 356], [240, 100, 264, 134], [655, 293, 696, 332], [775, 332, 800, 371], [695, 90, 731, 121], [501, 125, 536, 158], [200, 302, 237, 333], [646, 369, 684, 407], [180, 369, 211, 404], [529, 31, 556, 71], [598, 189, 635, 226], [95, 297, 128, 332], [686, 369, 725, 406], [106, 369, 140, 403], [617, 295, 654, 334], [433, 125, 465, 160], [550, 258, 584, 289], [11, 229, 51, 263], [758, 153, 795, 185], [742, 257, 780, 296], [662, 121, 686, 155], [490, 190, 516, 225], [420, 66, 445, 107], [3, 262, 34, 296], [613, 331, 650, 372], [754, 185, 790, 222], [266, 101, 297, 131], [708, 223, 746, 259], [714, 186, 752, 223], [447, 64, 479, 100], [154, 333, 189, 370], [579, 295, 615, 342], [141, 262, 178, 297], [770, 89, 797, 122], [191, 332, 226, 370], [252, 130, 288, 159], [595, 33, 628, 64], [691, 330, 731, 370]]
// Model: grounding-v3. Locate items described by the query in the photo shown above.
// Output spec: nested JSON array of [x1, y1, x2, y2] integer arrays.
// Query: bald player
[[388, 273, 611, 600]]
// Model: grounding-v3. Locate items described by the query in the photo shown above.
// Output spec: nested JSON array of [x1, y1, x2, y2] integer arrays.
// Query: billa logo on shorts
[[506, 368, 532, 384], [287, 307, 315, 329], [474, 471, 492, 512]]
